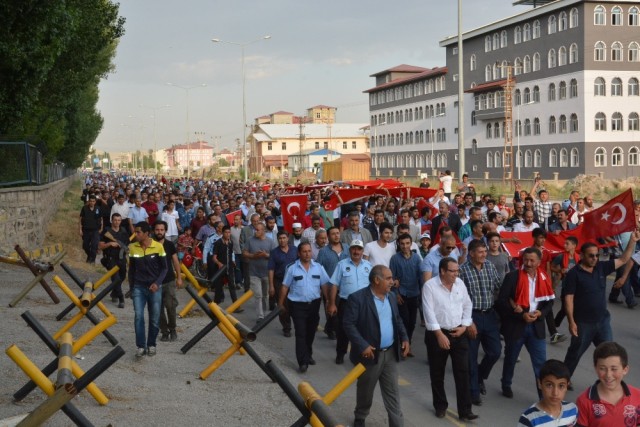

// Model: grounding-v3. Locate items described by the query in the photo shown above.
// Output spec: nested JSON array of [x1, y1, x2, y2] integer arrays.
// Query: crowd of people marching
[[78, 170, 640, 426]]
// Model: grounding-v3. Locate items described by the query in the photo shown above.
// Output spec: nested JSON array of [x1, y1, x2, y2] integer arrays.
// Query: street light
[[212, 35, 271, 182], [140, 104, 171, 176], [167, 83, 207, 179]]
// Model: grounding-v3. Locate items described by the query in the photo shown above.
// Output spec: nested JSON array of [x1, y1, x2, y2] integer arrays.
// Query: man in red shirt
[[142, 191, 159, 226]]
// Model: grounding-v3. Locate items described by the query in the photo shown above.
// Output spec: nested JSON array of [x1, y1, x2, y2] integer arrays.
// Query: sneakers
[[135, 348, 146, 358], [169, 330, 177, 341], [147, 346, 156, 356], [160, 333, 169, 342], [550, 333, 567, 344]]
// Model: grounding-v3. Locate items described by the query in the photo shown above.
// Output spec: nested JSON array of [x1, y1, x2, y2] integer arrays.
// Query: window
[[533, 86, 540, 102], [559, 115, 567, 133], [570, 8, 579, 28], [493, 33, 499, 50], [548, 49, 556, 68], [282, 142, 286, 150], [514, 26, 522, 44], [612, 112, 623, 131], [267, 142, 272, 151], [472, 139, 478, 154], [525, 150, 533, 167], [532, 52, 541, 72], [549, 83, 556, 101], [570, 43, 579, 64], [595, 112, 607, 130], [524, 119, 531, 136], [534, 149, 542, 167], [629, 42, 640, 62], [549, 15, 557, 34], [487, 151, 494, 168], [501, 60, 508, 78], [595, 147, 607, 166], [559, 46, 567, 66], [560, 148, 569, 167], [343, 141, 347, 149], [595, 41, 606, 61], [549, 116, 557, 134], [523, 23, 531, 41], [627, 77, 638, 96], [549, 149, 558, 167], [315, 141, 320, 149], [352, 141, 357, 149], [612, 42, 623, 61], [485, 65, 492, 82], [630, 6, 640, 26], [534, 118, 541, 135], [494, 122, 501, 138], [612, 147, 623, 166], [571, 148, 580, 167], [612, 6, 623, 25], [559, 11, 568, 31], [524, 55, 531, 73], [594, 5, 606, 25], [629, 112, 639, 130], [570, 79, 578, 98], [559, 81, 567, 99], [324, 141, 328, 149], [493, 63, 499, 80], [570, 113, 579, 132], [524, 87, 531, 103], [630, 147, 640, 165], [515, 119, 522, 136], [533, 20, 541, 38], [515, 89, 521, 105], [595, 77, 606, 96], [612, 77, 622, 96], [501, 30, 508, 48], [452, 47, 458, 56], [442, 128, 446, 142], [495, 152, 502, 168], [470, 54, 476, 71], [471, 111, 477, 126]]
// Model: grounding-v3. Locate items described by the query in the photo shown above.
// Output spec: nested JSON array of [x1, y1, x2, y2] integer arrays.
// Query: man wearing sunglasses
[[563, 230, 640, 377]]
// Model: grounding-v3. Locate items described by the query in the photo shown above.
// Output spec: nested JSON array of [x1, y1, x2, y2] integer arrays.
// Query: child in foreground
[[518, 359, 578, 427], [575, 341, 640, 427]]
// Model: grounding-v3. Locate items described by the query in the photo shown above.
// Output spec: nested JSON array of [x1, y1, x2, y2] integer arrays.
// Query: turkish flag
[[281, 194, 308, 233], [226, 209, 242, 227], [566, 204, 576, 220], [416, 199, 438, 220], [500, 231, 535, 258], [323, 188, 374, 211], [431, 221, 462, 248], [544, 224, 617, 253], [581, 189, 636, 240]]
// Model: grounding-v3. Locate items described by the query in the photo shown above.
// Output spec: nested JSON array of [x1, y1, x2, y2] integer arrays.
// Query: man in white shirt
[[363, 222, 395, 267], [513, 210, 540, 232], [439, 170, 453, 198], [422, 257, 477, 421]]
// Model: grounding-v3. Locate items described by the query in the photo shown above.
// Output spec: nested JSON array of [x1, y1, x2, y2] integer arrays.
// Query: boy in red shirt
[[576, 341, 640, 426]]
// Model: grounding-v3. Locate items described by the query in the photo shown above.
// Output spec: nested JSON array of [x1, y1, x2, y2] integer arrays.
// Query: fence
[[0, 142, 77, 187]]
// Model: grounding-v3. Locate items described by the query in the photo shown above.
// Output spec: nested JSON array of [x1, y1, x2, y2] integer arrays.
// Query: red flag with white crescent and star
[[225, 209, 242, 227], [280, 194, 308, 233], [581, 189, 636, 240]]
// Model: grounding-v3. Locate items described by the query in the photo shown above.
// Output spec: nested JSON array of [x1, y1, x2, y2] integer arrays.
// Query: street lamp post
[[167, 83, 206, 180], [212, 35, 271, 182], [140, 104, 171, 176]]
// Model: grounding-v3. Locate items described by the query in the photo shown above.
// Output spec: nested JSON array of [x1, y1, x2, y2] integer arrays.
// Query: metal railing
[[0, 141, 77, 187]]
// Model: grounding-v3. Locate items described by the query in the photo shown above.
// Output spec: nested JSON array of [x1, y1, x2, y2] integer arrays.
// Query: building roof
[[308, 104, 335, 109], [363, 67, 448, 93], [290, 148, 342, 156], [464, 79, 510, 93], [166, 141, 213, 151], [369, 64, 430, 77], [271, 110, 294, 115], [440, 0, 583, 46], [256, 123, 368, 140], [326, 153, 370, 163]]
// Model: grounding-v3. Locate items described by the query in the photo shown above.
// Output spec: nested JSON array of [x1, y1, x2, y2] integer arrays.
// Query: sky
[[94, 0, 530, 154]]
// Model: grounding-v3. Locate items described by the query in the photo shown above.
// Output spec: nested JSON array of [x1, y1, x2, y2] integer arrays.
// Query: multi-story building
[[366, 0, 640, 180], [165, 141, 214, 169]]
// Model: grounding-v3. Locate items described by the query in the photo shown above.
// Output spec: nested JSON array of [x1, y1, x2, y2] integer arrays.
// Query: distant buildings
[[165, 141, 214, 169], [366, 0, 640, 180]]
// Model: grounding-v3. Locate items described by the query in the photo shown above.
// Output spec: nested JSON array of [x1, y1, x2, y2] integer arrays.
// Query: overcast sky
[[94, 0, 529, 154]]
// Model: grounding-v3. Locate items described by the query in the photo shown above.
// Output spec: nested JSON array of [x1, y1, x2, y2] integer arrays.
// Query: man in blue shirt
[[328, 239, 372, 364], [268, 231, 298, 337], [281, 242, 331, 373], [317, 226, 349, 340]]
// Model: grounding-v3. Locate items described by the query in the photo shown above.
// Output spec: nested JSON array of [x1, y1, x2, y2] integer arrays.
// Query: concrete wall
[[0, 177, 74, 253]]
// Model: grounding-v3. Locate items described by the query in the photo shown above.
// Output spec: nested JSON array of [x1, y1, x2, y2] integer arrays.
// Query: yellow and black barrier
[[265, 360, 366, 427], [8, 244, 66, 307], [178, 263, 225, 318]]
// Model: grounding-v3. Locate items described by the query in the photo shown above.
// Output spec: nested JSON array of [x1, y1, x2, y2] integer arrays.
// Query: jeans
[[468, 310, 502, 399], [501, 323, 546, 390], [564, 312, 613, 376], [609, 263, 638, 305], [132, 285, 163, 349], [397, 295, 419, 343], [274, 278, 291, 333], [250, 276, 269, 320], [234, 253, 244, 289], [159, 281, 178, 334]]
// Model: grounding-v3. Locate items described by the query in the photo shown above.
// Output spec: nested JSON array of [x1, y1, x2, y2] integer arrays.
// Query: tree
[[0, 1, 125, 168], [218, 158, 230, 167]]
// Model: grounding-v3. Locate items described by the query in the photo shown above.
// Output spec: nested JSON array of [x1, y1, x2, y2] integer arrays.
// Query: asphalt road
[[229, 277, 640, 427]]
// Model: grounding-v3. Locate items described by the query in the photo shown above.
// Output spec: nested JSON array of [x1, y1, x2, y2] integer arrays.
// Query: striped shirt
[[459, 260, 501, 311], [517, 401, 578, 427]]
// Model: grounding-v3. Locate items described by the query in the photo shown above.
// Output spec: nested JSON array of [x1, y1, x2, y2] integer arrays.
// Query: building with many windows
[[366, 0, 640, 180]]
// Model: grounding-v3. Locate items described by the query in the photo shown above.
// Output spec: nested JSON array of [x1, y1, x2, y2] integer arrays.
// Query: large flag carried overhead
[[280, 194, 308, 233], [580, 189, 636, 240]]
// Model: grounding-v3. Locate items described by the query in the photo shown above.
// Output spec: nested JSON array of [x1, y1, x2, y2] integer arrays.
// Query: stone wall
[[0, 177, 75, 254]]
